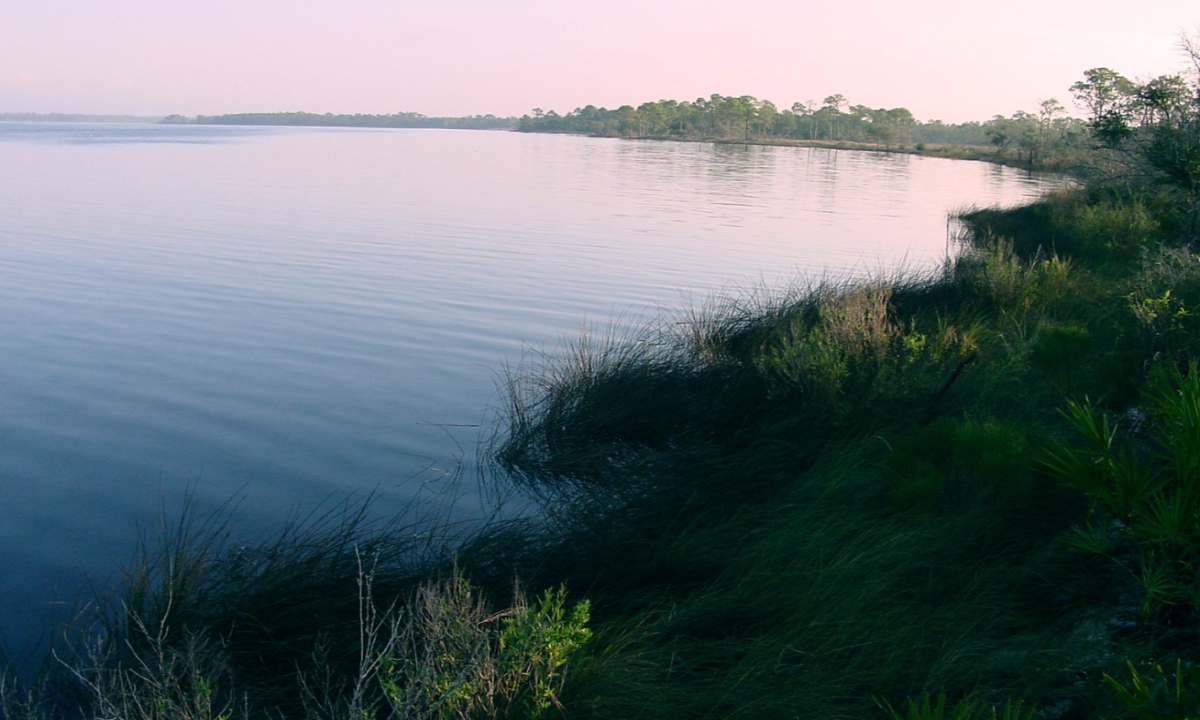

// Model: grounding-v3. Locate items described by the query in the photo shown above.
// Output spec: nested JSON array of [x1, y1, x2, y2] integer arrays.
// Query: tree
[[1070, 68, 1136, 120], [1071, 33, 1200, 238], [1137, 75, 1191, 125], [985, 115, 1015, 155], [757, 100, 778, 138], [822, 94, 847, 140]]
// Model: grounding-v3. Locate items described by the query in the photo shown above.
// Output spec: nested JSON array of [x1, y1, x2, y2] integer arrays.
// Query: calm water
[[0, 122, 1057, 660]]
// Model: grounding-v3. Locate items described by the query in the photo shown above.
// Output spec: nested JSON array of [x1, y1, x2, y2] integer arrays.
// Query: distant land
[[161, 112, 517, 130], [0, 113, 165, 123]]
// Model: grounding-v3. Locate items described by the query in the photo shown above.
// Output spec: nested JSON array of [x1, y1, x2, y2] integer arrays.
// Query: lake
[[0, 123, 1058, 663]]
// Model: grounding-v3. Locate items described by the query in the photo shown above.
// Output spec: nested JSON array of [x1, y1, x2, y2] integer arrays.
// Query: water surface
[[0, 123, 1058, 660]]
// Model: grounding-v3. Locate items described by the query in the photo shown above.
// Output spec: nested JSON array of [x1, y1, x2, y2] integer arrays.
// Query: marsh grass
[[484, 188, 1200, 718], [0, 489, 593, 720]]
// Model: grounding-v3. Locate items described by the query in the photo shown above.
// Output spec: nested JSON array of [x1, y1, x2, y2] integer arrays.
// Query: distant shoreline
[[0, 113, 165, 123], [160, 111, 517, 131], [0, 112, 1052, 172]]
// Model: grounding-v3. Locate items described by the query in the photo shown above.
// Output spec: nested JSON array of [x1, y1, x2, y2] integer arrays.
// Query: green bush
[[381, 576, 591, 720], [1072, 200, 1160, 260]]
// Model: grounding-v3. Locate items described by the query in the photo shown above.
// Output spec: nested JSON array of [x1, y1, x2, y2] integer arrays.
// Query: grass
[[477, 185, 1200, 718], [1, 494, 592, 720], [9, 181, 1200, 717]]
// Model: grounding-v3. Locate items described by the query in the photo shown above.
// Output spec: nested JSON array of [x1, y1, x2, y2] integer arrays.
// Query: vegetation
[[516, 93, 1088, 169], [6, 36, 1200, 720], [0, 500, 592, 720]]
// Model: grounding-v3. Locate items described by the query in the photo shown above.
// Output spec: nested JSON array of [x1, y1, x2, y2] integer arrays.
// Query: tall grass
[[1, 494, 592, 720], [484, 187, 1200, 718]]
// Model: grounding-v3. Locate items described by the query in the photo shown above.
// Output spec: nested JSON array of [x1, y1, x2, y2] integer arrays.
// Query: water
[[0, 122, 1058, 662]]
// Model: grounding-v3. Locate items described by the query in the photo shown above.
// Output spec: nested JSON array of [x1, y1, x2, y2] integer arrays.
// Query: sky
[[1, 0, 1196, 123]]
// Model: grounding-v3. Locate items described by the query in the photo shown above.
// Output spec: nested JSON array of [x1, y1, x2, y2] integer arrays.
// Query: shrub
[[380, 575, 591, 720]]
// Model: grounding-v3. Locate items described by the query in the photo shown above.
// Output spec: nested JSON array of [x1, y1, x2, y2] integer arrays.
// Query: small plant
[[1071, 200, 1160, 260], [756, 282, 974, 424], [1129, 288, 1193, 355], [1043, 362, 1200, 618], [1104, 659, 1200, 720], [496, 585, 592, 718], [380, 575, 591, 720], [879, 692, 1035, 720]]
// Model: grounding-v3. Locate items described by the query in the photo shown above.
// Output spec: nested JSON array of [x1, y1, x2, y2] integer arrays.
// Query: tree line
[[517, 93, 1092, 166]]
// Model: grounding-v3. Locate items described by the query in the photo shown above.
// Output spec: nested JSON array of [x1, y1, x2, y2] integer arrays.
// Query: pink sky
[[1, 0, 1195, 122]]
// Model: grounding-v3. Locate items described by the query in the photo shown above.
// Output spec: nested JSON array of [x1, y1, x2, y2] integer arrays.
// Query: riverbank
[[712, 135, 1067, 171], [601, 131, 1075, 172], [511, 127, 1077, 174], [7, 183, 1199, 719]]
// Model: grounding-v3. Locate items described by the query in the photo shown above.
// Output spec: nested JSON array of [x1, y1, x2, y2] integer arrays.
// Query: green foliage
[[1105, 660, 1200, 720], [8, 497, 591, 720], [886, 416, 1037, 510], [1119, 246, 1200, 364], [949, 230, 1092, 321], [879, 692, 1035, 720], [962, 192, 1172, 267], [61, 631, 234, 720], [755, 282, 976, 425], [1044, 363, 1200, 618], [1071, 200, 1160, 259], [1071, 41, 1200, 239], [380, 576, 591, 720], [1031, 323, 1093, 373], [516, 90, 1084, 162], [496, 586, 592, 718]]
